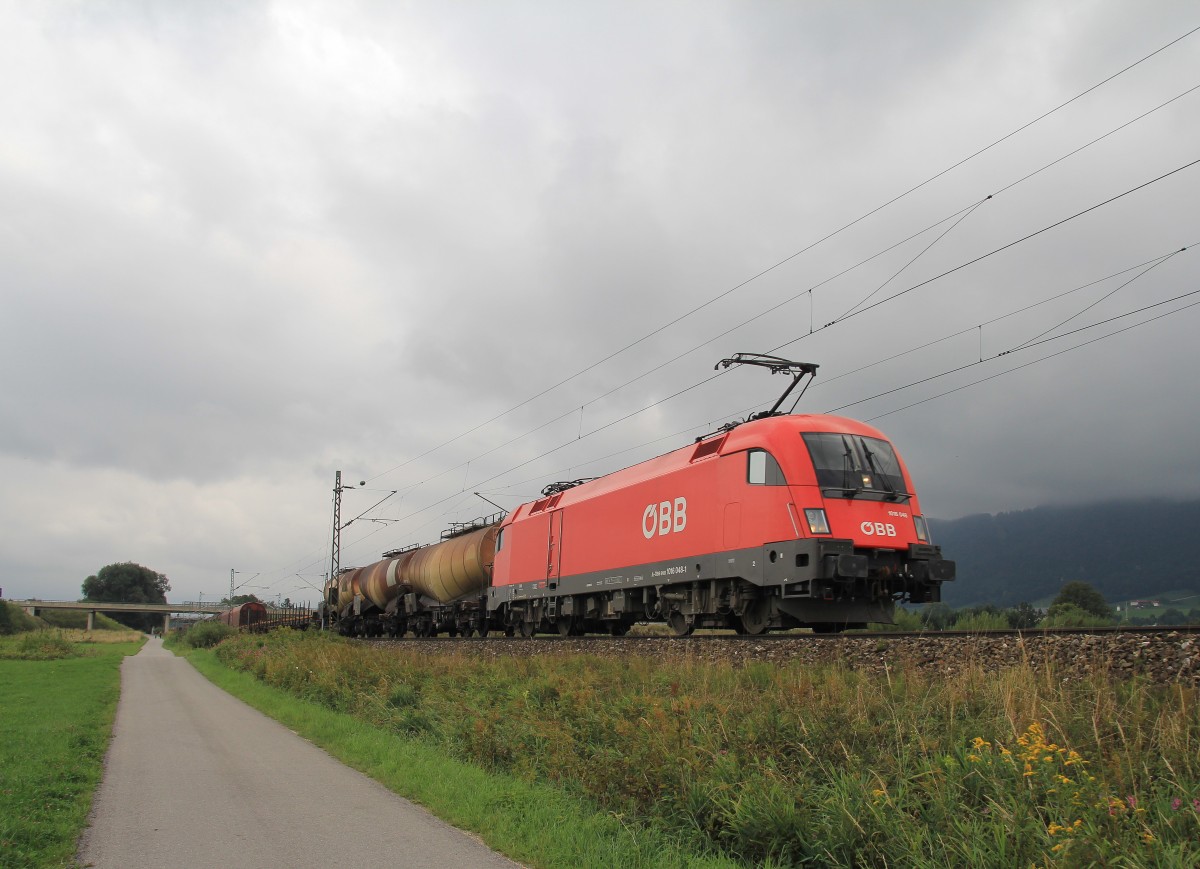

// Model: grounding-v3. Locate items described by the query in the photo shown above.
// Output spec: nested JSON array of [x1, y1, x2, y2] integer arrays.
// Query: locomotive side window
[[747, 449, 788, 485], [496, 528, 505, 552], [802, 432, 908, 498]]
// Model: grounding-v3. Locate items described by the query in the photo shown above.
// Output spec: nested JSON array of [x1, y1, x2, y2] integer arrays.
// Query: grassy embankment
[[176, 634, 741, 869], [0, 616, 142, 869], [186, 629, 1200, 868]]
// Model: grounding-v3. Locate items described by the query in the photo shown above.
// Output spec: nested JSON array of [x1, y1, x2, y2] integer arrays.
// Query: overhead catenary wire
[[369, 153, 1199, 516], [330, 214, 1198, 569], [573, 80, 1200, 418], [336, 267, 1199, 568], [358, 25, 1200, 489], [261, 27, 1200, 583], [268, 227, 1198, 585], [829, 287, 1200, 417], [1004, 248, 1187, 352], [863, 296, 1200, 423], [768, 157, 1200, 355], [815, 244, 1193, 387]]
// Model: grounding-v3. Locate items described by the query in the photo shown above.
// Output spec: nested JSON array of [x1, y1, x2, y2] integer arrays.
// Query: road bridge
[[9, 599, 262, 633]]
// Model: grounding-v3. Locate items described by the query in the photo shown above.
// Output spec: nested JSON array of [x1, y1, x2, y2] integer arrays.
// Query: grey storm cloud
[[1, 0, 1198, 604]]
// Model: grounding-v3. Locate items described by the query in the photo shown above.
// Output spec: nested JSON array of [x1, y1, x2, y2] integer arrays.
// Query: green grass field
[[0, 633, 142, 869], [199, 630, 1200, 868]]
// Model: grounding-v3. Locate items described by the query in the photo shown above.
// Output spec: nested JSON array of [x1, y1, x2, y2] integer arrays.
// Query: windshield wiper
[[840, 436, 858, 496], [860, 440, 912, 502], [860, 440, 896, 500]]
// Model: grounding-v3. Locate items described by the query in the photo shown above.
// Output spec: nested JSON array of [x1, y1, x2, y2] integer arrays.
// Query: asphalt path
[[77, 637, 523, 868]]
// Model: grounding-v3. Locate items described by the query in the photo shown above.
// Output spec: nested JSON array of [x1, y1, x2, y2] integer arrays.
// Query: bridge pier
[[87, 611, 95, 631], [163, 613, 170, 635]]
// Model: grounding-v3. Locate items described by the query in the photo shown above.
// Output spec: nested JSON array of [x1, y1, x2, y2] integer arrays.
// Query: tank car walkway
[[76, 637, 522, 869]]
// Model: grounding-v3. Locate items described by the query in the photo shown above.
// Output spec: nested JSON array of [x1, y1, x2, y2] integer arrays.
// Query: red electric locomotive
[[324, 355, 954, 636]]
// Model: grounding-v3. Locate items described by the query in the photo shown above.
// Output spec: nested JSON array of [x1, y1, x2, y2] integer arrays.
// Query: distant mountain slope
[[928, 499, 1200, 607]]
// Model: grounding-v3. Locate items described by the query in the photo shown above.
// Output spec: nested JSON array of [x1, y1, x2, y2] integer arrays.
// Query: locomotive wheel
[[667, 611, 694, 637], [556, 617, 573, 637], [519, 619, 536, 639], [609, 621, 630, 637], [736, 598, 770, 636]]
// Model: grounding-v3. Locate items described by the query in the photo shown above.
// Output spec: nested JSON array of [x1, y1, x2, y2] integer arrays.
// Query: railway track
[[355, 623, 1200, 642], [353, 625, 1200, 685]]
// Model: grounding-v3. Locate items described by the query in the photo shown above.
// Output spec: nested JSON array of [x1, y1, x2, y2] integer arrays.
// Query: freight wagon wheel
[[667, 611, 694, 638]]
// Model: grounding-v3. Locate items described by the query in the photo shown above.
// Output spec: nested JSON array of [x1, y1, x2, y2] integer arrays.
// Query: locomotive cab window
[[495, 528, 505, 552], [802, 432, 909, 500], [747, 449, 788, 485]]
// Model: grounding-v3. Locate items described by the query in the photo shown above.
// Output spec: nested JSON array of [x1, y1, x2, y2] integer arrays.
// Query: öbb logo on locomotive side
[[860, 521, 898, 537], [642, 498, 688, 539]]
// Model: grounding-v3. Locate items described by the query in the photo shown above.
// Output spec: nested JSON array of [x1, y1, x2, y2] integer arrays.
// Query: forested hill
[[929, 499, 1200, 608]]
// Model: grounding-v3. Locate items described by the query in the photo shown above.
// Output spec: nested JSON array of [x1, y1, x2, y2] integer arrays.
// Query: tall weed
[[215, 631, 1200, 866], [0, 631, 83, 660]]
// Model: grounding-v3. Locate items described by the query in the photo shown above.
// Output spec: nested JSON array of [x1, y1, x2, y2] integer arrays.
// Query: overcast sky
[[2, 1, 1198, 606]]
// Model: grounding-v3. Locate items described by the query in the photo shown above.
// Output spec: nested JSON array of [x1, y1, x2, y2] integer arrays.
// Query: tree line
[[894, 580, 1200, 631], [75, 562, 1196, 634]]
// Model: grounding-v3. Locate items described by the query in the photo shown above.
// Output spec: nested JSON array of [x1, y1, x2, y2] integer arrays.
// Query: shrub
[[183, 621, 237, 648], [1042, 604, 1113, 628]]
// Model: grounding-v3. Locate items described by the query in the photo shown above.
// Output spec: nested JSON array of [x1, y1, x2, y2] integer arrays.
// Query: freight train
[[321, 355, 955, 637]]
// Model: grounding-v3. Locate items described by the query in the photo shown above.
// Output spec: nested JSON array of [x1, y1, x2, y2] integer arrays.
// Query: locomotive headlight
[[914, 514, 930, 543], [804, 508, 831, 535]]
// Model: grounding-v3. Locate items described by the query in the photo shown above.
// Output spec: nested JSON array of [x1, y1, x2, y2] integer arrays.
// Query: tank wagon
[[323, 355, 954, 637]]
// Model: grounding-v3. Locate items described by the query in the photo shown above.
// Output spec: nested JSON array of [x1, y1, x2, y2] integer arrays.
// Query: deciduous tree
[[81, 562, 170, 630], [1047, 581, 1113, 620]]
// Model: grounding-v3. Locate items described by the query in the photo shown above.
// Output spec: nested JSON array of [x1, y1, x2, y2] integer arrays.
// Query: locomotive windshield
[[802, 432, 910, 501]]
